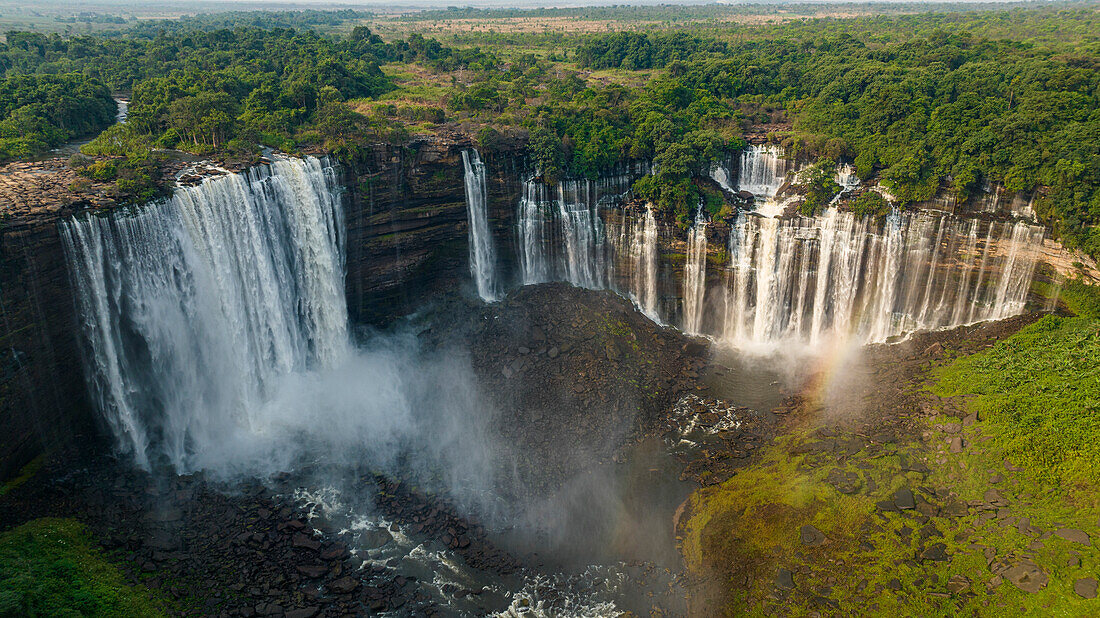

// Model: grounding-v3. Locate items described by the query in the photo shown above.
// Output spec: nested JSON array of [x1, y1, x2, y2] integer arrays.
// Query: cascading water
[[738, 145, 788, 198], [62, 156, 348, 470], [514, 173, 637, 288], [462, 149, 499, 301], [682, 210, 708, 334], [618, 206, 660, 321], [721, 209, 1046, 347], [709, 159, 736, 194]]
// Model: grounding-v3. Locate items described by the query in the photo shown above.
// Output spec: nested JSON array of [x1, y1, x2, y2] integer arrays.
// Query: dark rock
[[291, 533, 321, 552], [327, 576, 359, 594], [296, 565, 328, 578], [825, 468, 861, 494], [876, 500, 899, 513], [800, 525, 826, 547], [775, 567, 795, 590], [941, 500, 969, 517], [949, 436, 965, 453], [920, 543, 949, 562], [285, 609, 320, 618], [983, 488, 1008, 507], [947, 575, 970, 594], [894, 487, 916, 510], [146, 530, 181, 551]]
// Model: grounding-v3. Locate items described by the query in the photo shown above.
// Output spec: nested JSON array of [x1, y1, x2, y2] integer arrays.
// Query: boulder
[[1075, 577, 1098, 599], [1056, 528, 1091, 546], [800, 525, 826, 547], [1004, 561, 1048, 593]]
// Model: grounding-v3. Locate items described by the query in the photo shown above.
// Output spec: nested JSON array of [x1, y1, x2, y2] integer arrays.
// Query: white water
[[462, 149, 499, 301], [515, 174, 636, 288], [62, 156, 347, 470], [709, 160, 736, 194], [682, 210, 708, 334], [738, 145, 789, 198], [615, 206, 660, 321], [721, 209, 1046, 348]]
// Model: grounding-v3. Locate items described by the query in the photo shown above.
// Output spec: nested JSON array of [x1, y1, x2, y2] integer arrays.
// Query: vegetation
[[0, 518, 166, 617], [0, 73, 114, 161], [1, 3, 1097, 248], [933, 281, 1100, 486]]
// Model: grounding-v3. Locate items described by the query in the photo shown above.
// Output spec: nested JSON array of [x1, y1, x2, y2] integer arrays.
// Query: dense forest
[[0, 3, 1098, 253], [0, 73, 115, 160]]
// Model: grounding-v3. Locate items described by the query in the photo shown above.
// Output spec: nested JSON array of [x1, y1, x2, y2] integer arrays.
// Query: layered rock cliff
[[0, 202, 94, 480]]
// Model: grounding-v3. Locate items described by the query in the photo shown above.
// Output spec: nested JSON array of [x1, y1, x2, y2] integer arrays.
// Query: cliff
[[344, 140, 524, 325], [0, 202, 95, 481]]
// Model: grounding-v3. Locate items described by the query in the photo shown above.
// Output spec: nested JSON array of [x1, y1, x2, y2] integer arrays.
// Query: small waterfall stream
[[462, 149, 499, 301], [738, 145, 789, 197], [515, 173, 637, 288], [682, 210, 708, 334]]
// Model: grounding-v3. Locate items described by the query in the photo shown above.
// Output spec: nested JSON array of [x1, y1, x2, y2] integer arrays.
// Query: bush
[[77, 161, 118, 182], [851, 191, 891, 219]]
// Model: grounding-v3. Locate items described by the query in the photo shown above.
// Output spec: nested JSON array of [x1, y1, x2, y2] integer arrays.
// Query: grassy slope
[[933, 281, 1100, 488], [0, 518, 167, 617], [681, 282, 1100, 616]]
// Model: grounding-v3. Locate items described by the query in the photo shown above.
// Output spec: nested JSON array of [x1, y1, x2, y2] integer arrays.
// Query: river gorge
[[0, 138, 1093, 617]]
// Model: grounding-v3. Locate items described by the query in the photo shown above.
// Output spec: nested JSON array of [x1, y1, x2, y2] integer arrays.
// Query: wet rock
[[320, 543, 350, 561], [361, 528, 392, 549], [285, 609, 320, 618], [1056, 528, 1091, 546], [327, 576, 359, 594], [292, 533, 321, 552], [800, 525, 826, 547], [1075, 577, 1098, 599]]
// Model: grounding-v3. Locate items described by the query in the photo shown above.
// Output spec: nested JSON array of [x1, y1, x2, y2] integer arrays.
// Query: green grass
[[932, 281, 1100, 487], [0, 518, 167, 617]]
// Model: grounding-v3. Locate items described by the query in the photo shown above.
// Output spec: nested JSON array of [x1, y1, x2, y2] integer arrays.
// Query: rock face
[[343, 139, 523, 325], [0, 200, 95, 480]]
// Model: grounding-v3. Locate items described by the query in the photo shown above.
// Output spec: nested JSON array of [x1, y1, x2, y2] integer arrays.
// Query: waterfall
[[61, 156, 347, 470], [709, 159, 736, 194], [683, 210, 707, 334], [461, 149, 498, 301], [624, 206, 660, 321], [514, 174, 635, 288], [738, 145, 788, 198], [721, 209, 1046, 347]]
